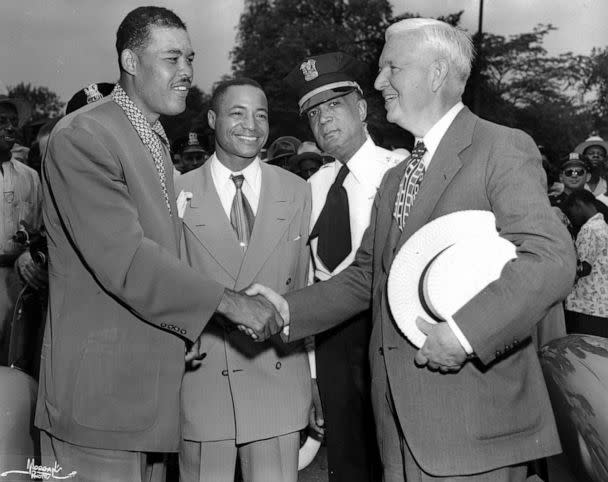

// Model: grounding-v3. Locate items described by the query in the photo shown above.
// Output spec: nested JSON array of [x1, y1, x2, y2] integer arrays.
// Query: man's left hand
[[414, 317, 467, 373]]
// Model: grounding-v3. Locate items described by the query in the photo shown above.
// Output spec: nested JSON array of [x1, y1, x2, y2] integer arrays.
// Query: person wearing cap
[[36, 7, 282, 480], [283, 51, 403, 482], [0, 86, 42, 365], [65, 82, 115, 115], [176, 77, 311, 482], [574, 135, 608, 196], [550, 153, 608, 234], [266, 136, 301, 170], [179, 131, 208, 174], [248, 18, 575, 481], [291, 151, 324, 180]]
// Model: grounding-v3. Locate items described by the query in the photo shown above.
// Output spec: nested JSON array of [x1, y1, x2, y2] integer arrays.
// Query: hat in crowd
[[388, 211, 516, 348], [574, 135, 608, 157], [66, 82, 115, 115], [0, 80, 32, 128], [559, 152, 589, 171], [266, 136, 301, 165], [297, 141, 321, 155], [284, 52, 366, 113], [182, 132, 206, 154], [289, 151, 323, 170]]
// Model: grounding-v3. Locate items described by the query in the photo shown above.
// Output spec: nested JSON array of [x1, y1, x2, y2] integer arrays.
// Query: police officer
[[285, 52, 403, 482]]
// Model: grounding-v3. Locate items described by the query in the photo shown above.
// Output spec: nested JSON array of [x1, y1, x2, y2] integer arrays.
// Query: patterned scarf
[[112, 84, 172, 215], [393, 141, 427, 230]]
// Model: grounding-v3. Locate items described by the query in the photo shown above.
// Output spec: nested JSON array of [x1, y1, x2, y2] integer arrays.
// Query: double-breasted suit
[[285, 107, 576, 476], [176, 159, 312, 446]]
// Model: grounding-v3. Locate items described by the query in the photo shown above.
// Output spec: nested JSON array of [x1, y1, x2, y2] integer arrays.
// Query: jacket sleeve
[[454, 128, 576, 364], [43, 122, 224, 343]]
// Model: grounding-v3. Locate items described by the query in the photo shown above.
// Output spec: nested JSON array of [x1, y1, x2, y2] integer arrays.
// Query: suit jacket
[[286, 107, 576, 476], [176, 160, 312, 444], [36, 98, 225, 452]]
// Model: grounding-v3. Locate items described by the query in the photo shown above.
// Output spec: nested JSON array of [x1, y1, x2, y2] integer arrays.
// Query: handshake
[[218, 284, 290, 342]]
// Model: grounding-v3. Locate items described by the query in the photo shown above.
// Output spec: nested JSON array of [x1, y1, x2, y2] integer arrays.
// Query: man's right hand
[[216, 289, 284, 341]]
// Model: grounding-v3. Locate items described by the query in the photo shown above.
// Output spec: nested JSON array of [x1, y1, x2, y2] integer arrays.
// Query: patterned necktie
[[310, 163, 351, 272], [112, 84, 172, 215], [230, 174, 255, 251], [393, 141, 427, 230]]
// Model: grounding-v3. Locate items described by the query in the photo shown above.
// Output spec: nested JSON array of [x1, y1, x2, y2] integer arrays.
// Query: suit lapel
[[386, 108, 476, 268], [235, 164, 293, 290], [183, 162, 243, 280], [381, 162, 409, 273]]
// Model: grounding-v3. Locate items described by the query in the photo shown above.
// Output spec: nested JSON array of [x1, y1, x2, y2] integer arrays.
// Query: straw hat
[[388, 211, 517, 348]]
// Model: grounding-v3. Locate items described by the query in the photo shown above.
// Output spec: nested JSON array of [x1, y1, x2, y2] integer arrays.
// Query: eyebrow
[[163, 48, 195, 58]]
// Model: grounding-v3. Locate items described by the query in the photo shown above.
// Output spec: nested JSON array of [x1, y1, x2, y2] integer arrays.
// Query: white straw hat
[[388, 210, 517, 348]]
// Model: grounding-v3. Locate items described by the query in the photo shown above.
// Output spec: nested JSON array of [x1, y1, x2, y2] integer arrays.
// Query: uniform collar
[[341, 136, 379, 186], [210, 153, 261, 191]]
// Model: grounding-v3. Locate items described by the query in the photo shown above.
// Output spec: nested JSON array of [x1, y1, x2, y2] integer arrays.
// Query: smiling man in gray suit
[[249, 18, 576, 482], [176, 78, 312, 482]]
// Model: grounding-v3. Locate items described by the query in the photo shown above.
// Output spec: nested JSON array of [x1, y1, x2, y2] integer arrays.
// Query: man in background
[[284, 51, 402, 482], [0, 88, 40, 365]]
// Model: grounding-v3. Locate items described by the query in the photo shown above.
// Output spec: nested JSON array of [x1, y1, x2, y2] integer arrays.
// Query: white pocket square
[[177, 190, 193, 219], [293, 235, 302, 241]]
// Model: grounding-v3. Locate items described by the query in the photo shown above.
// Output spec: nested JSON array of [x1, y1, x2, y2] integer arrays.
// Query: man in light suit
[[249, 18, 576, 481], [176, 78, 312, 482], [38, 8, 282, 481]]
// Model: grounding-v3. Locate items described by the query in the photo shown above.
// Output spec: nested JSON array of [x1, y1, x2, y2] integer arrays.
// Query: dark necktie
[[393, 141, 427, 230], [230, 174, 255, 251], [310, 163, 351, 272]]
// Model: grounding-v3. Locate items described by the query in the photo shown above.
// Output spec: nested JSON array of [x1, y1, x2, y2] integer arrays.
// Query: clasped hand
[[217, 285, 289, 342]]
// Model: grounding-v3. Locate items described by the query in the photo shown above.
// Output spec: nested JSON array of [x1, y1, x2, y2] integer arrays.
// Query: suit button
[[504, 344, 512, 351], [221, 369, 228, 376], [286, 277, 292, 286], [275, 362, 282, 369], [495, 350, 502, 357], [513, 338, 519, 345], [378, 347, 384, 356]]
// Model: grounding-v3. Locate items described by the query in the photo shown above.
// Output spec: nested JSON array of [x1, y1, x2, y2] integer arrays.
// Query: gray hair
[[386, 18, 474, 85]]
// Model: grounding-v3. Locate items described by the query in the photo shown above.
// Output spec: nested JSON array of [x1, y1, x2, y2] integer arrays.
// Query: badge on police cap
[[84, 83, 104, 104], [285, 52, 367, 113], [300, 59, 319, 82]]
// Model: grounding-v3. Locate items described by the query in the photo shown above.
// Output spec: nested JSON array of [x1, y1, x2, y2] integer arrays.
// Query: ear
[[120, 49, 138, 76], [430, 58, 449, 92], [357, 98, 368, 122], [207, 109, 216, 130]]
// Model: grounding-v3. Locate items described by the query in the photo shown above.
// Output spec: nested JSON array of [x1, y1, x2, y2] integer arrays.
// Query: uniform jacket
[[176, 160, 312, 444], [36, 97, 225, 452], [286, 107, 576, 475]]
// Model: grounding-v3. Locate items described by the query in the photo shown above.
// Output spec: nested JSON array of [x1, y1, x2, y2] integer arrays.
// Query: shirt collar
[[210, 153, 261, 190], [420, 101, 464, 160], [340, 137, 377, 186]]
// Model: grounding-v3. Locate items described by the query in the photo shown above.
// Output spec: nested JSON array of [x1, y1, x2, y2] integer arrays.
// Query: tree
[[8, 82, 64, 122], [464, 24, 600, 157], [231, 0, 407, 145]]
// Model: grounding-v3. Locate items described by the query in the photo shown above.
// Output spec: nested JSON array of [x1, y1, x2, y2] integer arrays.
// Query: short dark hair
[[209, 78, 264, 113], [563, 189, 597, 211], [116, 6, 187, 71]]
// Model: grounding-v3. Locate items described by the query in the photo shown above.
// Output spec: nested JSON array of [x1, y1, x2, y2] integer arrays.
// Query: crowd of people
[[0, 5, 605, 482]]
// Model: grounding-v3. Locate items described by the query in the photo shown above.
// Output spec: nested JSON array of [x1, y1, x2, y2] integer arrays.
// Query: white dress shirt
[[309, 137, 403, 281], [209, 153, 262, 218], [416, 101, 473, 354]]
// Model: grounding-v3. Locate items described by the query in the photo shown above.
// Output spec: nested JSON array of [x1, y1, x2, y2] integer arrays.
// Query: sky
[[1, 0, 606, 104]]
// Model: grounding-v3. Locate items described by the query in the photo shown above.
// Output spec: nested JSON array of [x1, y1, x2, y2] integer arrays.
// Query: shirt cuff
[[305, 337, 317, 379], [445, 316, 474, 355]]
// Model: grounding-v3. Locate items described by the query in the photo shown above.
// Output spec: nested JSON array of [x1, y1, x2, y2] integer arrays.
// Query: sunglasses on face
[[562, 168, 586, 177]]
